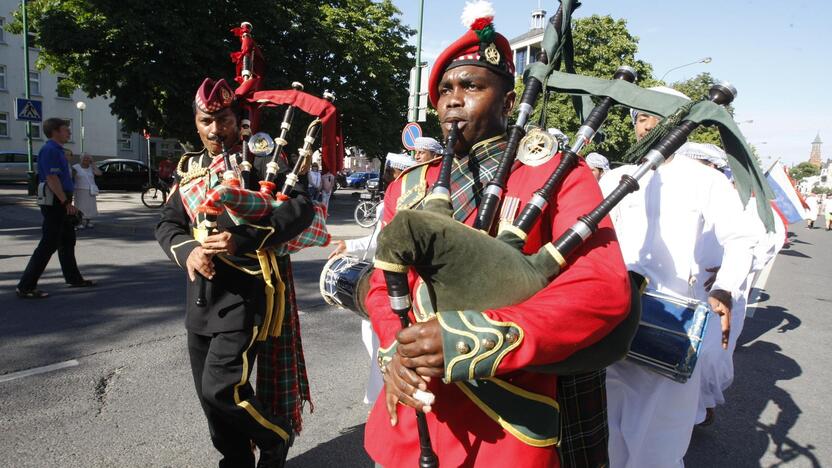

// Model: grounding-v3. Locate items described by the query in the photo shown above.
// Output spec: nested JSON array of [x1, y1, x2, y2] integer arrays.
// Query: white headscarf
[[675, 142, 728, 169], [585, 152, 610, 172], [414, 137, 443, 153], [386, 152, 417, 170]]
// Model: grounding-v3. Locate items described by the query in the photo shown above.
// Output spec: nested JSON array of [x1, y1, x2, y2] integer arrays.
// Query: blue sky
[[391, 0, 832, 166]]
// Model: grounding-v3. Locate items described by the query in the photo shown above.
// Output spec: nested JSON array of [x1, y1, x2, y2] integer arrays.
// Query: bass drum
[[319, 255, 374, 319]]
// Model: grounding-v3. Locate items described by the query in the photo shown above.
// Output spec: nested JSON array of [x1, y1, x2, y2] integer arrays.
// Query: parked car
[[0, 151, 36, 182], [96, 159, 157, 191], [366, 177, 380, 191], [346, 172, 378, 188]]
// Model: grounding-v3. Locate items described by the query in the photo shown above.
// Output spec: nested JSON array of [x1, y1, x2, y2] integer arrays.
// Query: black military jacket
[[155, 149, 314, 334]]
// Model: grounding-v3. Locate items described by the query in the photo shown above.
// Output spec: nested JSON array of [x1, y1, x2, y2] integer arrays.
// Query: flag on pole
[[766, 162, 808, 224], [143, 129, 151, 140]]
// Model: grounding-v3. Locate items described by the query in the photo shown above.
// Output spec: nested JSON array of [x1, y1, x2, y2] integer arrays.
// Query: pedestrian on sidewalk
[[320, 169, 335, 213], [824, 194, 832, 230], [805, 193, 820, 229], [72, 153, 101, 229], [307, 162, 322, 202], [16, 118, 95, 299]]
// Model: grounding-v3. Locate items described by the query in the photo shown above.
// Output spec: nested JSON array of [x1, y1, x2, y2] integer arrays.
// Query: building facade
[[508, 9, 546, 78], [0, 1, 179, 162]]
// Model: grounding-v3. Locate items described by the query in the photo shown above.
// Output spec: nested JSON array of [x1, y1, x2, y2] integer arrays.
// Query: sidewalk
[[0, 184, 372, 240]]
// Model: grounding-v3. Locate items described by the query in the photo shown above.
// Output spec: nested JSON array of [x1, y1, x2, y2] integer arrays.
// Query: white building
[[508, 8, 546, 77], [0, 0, 179, 162]]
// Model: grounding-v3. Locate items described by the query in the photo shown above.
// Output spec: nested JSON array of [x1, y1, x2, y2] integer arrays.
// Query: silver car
[[0, 152, 36, 182]]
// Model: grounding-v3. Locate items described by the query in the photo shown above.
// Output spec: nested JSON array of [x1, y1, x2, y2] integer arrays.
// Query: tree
[[669, 72, 732, 147], [789, 162, 821, 181], [10, 0, 414, 158], [515, 15, 656, 162]]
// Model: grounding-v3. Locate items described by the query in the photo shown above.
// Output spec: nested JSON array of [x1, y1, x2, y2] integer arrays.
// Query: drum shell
[[320, 255, 374, 319], [626, 289, 710, 383]]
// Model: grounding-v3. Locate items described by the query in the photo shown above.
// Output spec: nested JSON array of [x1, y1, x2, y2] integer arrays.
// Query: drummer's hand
[[328, 240, 347, 259], [186, 246, 215, 281], [383, 353, 431, 426], [397, 319, 445, 379], [201, 231, 237, 256], [708, 289, 732, 350]]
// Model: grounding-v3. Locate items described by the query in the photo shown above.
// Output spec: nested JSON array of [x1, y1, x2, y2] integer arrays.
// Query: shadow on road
[[687, 312, 819, 467], [0, 258, 183, 373], [288, 424, 371, 467]]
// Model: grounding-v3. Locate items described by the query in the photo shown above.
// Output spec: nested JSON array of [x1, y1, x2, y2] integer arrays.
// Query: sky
[[391, 0, 832, 166]]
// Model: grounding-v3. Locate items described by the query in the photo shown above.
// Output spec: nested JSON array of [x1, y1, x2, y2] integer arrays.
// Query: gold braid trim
[[177, 150, 212, 186]]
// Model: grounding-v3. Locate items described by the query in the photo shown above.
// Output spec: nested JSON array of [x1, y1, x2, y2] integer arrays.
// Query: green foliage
[[790, 162, 821, 181], [668, 72, 731, 146], [10, 0, 414, 158], [516, 15, 656, 162], [811, 186, 831, 195]]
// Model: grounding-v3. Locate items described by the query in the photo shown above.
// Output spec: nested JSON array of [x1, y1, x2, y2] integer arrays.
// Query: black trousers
[[188, 330, 291, 468], [18, 203, 83, 291]]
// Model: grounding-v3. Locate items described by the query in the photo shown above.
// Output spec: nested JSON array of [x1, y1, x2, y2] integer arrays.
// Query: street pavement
[[1, 183, 830, 467]]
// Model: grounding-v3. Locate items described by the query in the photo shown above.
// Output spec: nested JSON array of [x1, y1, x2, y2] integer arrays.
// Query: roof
[[509, 28, 544, 47], [813, 132, 822, 144]]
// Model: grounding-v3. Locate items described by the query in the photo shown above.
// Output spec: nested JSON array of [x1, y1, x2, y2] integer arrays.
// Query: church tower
[[809, 132, 822, 167]]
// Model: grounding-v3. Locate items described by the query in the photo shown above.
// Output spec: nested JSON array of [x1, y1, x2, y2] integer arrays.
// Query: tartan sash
[[179, 153, 235, 223], [428, 136, 505, 223], [274, 202, 331, 256]]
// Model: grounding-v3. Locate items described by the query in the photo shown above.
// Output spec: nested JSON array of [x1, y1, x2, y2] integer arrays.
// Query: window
[[29, 122, 42, 140], [118, 122, 132, 150], [56, 76, 72, 98], [515, 49, 527, 76], [29, 71, 40, 95], [0, 112, 8, 137], [0, 17, 5, 43], [27, 26, 37, 48], [0, 65, 6, 90]]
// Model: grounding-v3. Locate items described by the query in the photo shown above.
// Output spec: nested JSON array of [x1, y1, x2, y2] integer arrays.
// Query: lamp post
[[76, 101, 86, 153], [659, 57, 712, 82]]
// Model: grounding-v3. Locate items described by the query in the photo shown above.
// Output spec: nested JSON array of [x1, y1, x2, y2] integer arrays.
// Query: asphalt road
[[1, 186, 830, 467]]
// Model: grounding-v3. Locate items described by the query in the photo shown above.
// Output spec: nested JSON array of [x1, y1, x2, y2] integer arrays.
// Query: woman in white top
[[72, 153, 102, 228]]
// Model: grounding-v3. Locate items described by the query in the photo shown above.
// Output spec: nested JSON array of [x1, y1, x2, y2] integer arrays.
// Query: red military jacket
[[363, 137, 631, 467]]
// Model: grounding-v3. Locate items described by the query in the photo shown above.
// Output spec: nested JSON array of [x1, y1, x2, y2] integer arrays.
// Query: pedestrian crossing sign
[[15, 98, 43, 122]]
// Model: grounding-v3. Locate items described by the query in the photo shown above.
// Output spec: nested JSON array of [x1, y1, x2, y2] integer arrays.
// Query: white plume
[[461, 0, 495, 29]]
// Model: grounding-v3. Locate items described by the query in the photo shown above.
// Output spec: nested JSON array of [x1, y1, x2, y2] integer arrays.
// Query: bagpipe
[[373, 9, 772, 381], [196, 22, 343, 258]]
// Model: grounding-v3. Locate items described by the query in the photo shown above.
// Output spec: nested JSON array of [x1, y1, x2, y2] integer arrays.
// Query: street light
[[76, 101, 86, 153], [659, 56, 712, 82]]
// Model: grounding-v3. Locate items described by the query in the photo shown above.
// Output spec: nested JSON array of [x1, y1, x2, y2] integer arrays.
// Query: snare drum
[[319, 255, 374, 319], [626, 289, 710, 383]]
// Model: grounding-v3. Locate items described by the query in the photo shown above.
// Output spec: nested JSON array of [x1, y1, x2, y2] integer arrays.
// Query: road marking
[[0, 359, 79, 383], [0, 226, 41, 233]]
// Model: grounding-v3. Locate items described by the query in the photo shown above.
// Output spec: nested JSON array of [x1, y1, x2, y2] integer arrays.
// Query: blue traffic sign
[[401, 122, 423, 151], [15, 98, 43, 122]]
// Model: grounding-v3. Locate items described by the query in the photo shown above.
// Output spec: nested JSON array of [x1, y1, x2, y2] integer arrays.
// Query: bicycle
[[141, 177, 172, 208], [354, 190, 382, 228]]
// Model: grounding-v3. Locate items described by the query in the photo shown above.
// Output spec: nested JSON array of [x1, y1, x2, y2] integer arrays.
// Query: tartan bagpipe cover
[[202, 184, 331, 254]]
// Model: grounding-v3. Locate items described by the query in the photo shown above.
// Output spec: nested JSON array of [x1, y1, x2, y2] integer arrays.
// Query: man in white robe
[[602, 90, 759, 468]]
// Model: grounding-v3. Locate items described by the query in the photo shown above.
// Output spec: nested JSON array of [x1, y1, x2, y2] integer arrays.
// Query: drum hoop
[[319, 254, 346, 307]]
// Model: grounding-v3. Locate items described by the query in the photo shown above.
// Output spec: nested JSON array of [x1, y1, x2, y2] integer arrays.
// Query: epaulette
[[394, 157, 441, 211], [176, 149, 210, 186]]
